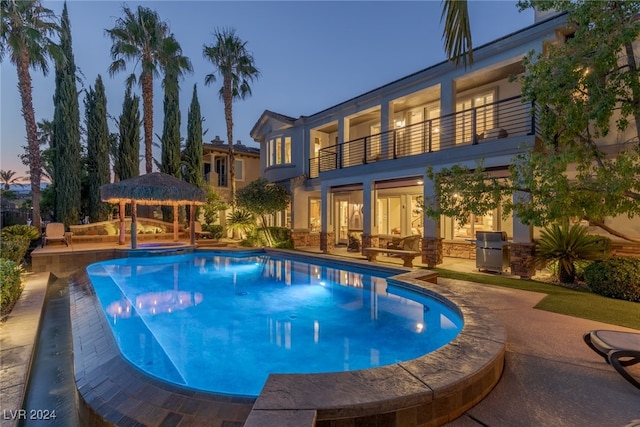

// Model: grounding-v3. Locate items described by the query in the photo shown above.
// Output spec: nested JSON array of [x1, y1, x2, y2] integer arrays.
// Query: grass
[[433, 268, 640, 330]]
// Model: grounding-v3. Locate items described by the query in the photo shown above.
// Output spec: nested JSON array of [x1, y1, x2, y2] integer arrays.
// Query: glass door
[[337, 198, 350, 244]]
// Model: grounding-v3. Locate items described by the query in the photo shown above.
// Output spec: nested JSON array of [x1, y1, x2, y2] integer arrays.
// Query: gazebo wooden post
[[189, 202, 195, 245], [131, 199, 137, 249], [173, 204, 179, 242], [119, 200, 126, 245]]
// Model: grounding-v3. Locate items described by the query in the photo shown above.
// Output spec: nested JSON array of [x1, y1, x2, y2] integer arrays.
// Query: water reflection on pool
[[86, 252, 463, 396]]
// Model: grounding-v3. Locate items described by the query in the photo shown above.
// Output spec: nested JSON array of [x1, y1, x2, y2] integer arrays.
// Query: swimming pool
[[87, 251, 463, 396]]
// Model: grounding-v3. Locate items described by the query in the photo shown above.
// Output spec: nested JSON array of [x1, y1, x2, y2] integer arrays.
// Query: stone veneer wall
[[610, 242, 640, 258], [291, 231, 321, 248], [360, 234, 379, 255], [31, 249, 123, 277], [443, 241, 476, 259], [320, 232, 335, 253], [422, 237, 443, 267], [509, 242, 536, 278]]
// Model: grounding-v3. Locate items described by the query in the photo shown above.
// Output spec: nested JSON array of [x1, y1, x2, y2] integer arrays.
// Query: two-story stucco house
[[202, 136, 261, 230], [250, 11, 639, 276]]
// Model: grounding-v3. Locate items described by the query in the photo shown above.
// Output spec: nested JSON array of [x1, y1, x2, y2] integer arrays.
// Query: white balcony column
[[512, 191, 533, 243], [439, 80, 456, 147], [422, 176, 440, 238], [320, 181, 334, 253], [381, 100, 394, 159], [361, 179, 378, 251], [440, 79, 455, 116]]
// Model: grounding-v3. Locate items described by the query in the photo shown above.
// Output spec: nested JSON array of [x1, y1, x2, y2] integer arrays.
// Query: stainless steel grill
[[475, 231, 510, 273]]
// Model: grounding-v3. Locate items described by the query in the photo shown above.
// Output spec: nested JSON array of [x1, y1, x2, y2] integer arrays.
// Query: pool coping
[[69, 248, 505, 426]]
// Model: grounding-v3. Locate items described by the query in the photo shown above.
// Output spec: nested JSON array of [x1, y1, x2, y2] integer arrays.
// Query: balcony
[[309, 96, 538, 178]]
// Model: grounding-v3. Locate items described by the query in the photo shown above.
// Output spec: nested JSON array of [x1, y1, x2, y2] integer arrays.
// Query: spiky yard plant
[[226, 209, 255, 239], [531, 222, 610, 284]]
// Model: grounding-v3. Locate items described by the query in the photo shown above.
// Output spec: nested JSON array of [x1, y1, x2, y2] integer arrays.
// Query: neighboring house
[[250, 11, 639, 276], [202, 136, 261, 229], [203, 136, 261, 200]]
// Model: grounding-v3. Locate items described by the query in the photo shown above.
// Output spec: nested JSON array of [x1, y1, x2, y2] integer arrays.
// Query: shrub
[[242, 228, 267, 247], [1, 224, 41, 241], [267, 227, 293, 248], [0, 258, 23, 315], [203, 224, 224, 239], [584, 257, 640, 302], [0, 235, 31, 264]]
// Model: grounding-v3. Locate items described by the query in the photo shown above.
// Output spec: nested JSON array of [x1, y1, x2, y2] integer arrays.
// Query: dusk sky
[[0, 1, 534, 180]]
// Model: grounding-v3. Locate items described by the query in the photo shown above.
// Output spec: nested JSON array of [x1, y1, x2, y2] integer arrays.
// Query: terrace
[[309, 96, 537, 179]]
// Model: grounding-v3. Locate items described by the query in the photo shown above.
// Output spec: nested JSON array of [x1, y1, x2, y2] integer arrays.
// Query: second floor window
[[215, 157, 227, 187], [267, 136, 293, 166], [235, 159, 244, 181], [284, 137, 291, 163]]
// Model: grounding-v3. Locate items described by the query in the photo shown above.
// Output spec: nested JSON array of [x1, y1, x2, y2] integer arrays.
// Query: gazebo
[[100, 172, 206, 249]]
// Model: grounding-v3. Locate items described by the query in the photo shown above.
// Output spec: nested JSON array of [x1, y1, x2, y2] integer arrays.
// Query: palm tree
[[203, 27, 260, 205], [441, 0, 473, 68], [0, 0, 60, 230], [0, 170, 25, 191], [106, 5, 169, 174]]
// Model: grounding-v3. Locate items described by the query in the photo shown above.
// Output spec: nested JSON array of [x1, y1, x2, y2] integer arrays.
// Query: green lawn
[[433, 268, 640, 330]]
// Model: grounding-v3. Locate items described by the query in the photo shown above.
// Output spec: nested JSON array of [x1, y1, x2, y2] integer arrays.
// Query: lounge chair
[[42, 222, 68, 247], [583, 330, 640, 389], [194, 221, 212, 239]]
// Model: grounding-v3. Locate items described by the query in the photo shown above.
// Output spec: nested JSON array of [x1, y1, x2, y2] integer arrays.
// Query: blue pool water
[[87, 252, 463, 396]]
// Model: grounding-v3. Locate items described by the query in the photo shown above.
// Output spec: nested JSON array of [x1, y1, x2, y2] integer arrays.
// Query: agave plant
[[226, 209, 255, 239], [530, 223, 610, 283]]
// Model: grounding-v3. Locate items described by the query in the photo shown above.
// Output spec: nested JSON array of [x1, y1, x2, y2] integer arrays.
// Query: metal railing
[[308, 95, 536, 178]]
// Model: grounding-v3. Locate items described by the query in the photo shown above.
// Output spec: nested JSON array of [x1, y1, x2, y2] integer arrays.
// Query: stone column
[[421, 176, 443, 266], [510, 191, 535, 278], [320, 232, 335, 253], [422, 237, 443, 267], [362, 234, 379, 253], [509, 242, 536, 278]]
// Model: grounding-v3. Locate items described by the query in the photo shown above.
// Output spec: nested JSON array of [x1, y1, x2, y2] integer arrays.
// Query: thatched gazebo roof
[[101, 172, 205, 206]]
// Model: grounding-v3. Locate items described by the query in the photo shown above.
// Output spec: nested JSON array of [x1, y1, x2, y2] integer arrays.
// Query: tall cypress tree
[[159, 68, 181, 222], [52, 1, 81, 225], [85, 75, 111, 222], [118, 84, 140, 181], [184, 84, 204, 188], [160, 70, 181, 179]]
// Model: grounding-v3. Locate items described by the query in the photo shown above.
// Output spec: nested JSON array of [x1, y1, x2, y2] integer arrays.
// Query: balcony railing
[[308, 95, 537, 178]]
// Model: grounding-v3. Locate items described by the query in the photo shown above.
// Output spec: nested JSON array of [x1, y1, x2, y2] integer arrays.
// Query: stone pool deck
[[2, 245, 639, 426]]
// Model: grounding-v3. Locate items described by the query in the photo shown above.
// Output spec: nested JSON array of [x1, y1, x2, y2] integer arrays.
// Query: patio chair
[[194, 221, 212, 239], [583, 330, 640, 389], [387, 235, 421, 252], [42, 222, 68, 247]]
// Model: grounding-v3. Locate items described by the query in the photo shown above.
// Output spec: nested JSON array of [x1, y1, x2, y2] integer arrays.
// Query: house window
[[309, 198, 321, 232], [215, 157, 227, 187], [455, 90, 495, 144], [275, 137, 282, 164], [284, 137, 291, 164], [268, 139, 274, 167], [235, 159, 244, 181]]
